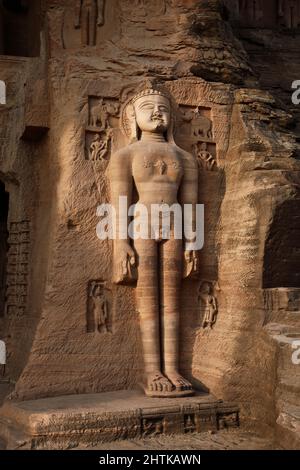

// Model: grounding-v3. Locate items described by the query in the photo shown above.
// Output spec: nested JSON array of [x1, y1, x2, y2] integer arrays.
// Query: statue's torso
[[131, 141, 184, 205]]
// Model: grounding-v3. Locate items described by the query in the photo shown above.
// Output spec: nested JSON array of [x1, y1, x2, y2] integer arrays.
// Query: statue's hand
[[97, 14, 104, 27], [113, 242, 136, 284], [182, 250, 198, 279]]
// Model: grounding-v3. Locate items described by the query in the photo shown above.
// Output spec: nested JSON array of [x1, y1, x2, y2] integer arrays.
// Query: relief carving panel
[[5, 221, 30, 317]]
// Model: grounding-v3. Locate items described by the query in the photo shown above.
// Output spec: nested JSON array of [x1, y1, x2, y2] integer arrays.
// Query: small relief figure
[[90, 100, 119, 129], [182, 107, 213, 141], [194, 142, 216, 171], [142, 418, 164, 437], [192, 107, 213, 140], [88, 281, 110, 333], [198, 282, 218, 329], [74, 0, 106, 46], [89, 133, 106, 160], [90, 99, 109, 129], [184, 414, 196, 433], [89, 131, 112, 161], [278, 0, 300, 29]]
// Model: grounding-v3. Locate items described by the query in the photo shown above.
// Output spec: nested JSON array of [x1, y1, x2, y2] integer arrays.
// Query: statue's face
[[134, 94, 171, 134]]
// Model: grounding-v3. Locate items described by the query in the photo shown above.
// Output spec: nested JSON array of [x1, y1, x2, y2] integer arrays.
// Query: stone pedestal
[[0, 390, 239, 450]]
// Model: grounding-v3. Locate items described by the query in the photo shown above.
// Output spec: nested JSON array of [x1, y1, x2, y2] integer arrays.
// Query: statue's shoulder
[[111, 145, 133, 163], [175, 145, 197, 170]]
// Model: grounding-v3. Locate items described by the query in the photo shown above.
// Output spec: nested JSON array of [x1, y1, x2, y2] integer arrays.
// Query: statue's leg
[[97, 0, 105, 26], [160, 238, 193, 392], [90, 4, 97, 45], [81, 9, 88, 45], [135, 238, 173, 394]]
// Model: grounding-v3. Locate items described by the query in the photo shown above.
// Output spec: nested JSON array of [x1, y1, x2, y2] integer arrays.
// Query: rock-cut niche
[[0, 0, 40, 57]]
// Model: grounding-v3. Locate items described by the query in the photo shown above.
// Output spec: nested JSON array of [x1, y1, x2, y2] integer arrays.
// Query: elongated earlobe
[[126, 104, 138, 143]]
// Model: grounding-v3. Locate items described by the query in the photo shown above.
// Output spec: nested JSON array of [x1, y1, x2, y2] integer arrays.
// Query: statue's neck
[[140, 131, 166, 143]]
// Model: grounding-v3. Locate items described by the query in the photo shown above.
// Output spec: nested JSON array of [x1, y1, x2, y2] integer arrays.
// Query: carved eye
[[140, 104, 154, 110]]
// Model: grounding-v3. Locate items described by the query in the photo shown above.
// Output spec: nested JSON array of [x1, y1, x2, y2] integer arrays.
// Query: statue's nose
[[152, 108, 162, 117]]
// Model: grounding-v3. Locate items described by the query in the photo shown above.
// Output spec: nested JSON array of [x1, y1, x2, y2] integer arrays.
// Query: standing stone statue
[[109, 81, 198, 397], [74, 0, 105, 46]]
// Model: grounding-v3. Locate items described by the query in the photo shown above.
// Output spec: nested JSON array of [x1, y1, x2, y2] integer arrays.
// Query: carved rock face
[[133, 94, 171, 135]]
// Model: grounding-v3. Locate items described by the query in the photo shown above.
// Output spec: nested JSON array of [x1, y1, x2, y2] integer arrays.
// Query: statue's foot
[[164, 370, 193, 392], [144, 371, 174, 395]]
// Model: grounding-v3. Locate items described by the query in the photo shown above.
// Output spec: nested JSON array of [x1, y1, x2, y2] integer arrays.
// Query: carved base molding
[[0, 390, 239, 449]]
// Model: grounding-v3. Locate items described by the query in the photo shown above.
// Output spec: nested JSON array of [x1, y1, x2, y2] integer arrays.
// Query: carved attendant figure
[[199, 282, 218, 329], [195, 142, 216, 171], [110, 83, 198, 397], [92, 283, 109, 333], [75, 0, 105, 46]]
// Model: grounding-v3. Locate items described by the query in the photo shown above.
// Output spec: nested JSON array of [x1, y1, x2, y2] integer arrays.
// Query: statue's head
[[92, 282, 103, 297], [121, 81, 176, 143], [200, 282, 212, 295], [133, 93, 171, 135]]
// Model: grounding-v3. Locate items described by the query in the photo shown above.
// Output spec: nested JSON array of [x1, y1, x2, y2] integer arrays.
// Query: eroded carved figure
[[89, 281, 109, 333], [89, 132, 111, 160], [109, 81, 199, 397], [194, 142, 216, 171], [142, 417, 165, 437], [74, 0, 105, 46], [199, 282, 218, 329], [182, 107, 213, 140], [91, 99, 108, 128], [192, 107, 212, 140]]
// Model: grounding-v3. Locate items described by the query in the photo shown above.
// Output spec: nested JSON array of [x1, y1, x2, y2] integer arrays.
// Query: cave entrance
[[0, 181, 9, 317]]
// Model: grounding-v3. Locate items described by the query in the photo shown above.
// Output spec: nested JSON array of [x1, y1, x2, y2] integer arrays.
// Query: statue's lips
[[151, 119, 166, 128]]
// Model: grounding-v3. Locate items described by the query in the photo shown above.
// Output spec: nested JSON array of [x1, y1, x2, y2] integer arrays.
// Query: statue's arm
[[179, 151, 199, 247], [179, 151, 199, 278], [97, 0, 105, 25], [109, 148, 133, 241], [109, 148, 135, 283]]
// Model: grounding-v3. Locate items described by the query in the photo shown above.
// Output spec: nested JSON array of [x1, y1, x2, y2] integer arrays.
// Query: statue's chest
[[132, 151, 183, 181]]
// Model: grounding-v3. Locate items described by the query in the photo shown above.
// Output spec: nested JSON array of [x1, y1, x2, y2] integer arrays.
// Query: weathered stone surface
[[0, 389, 239, 449], [0, 0, 300, 450]]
